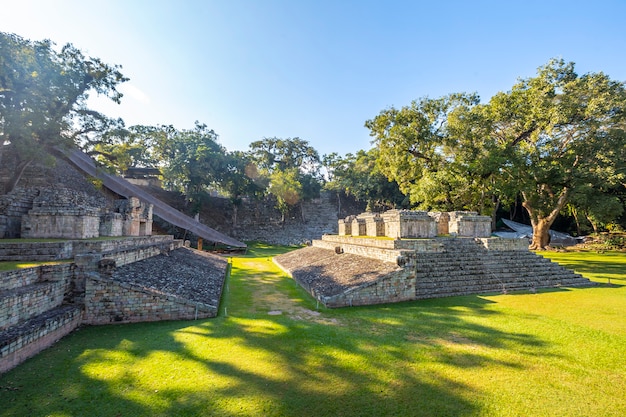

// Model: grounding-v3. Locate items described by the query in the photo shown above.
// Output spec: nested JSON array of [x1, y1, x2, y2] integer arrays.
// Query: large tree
[[366, 93, 511, 224], [248, 137, 320, 174], [0, 32, 127, 193], [367, 59, 626, 249], [154, 122, 230, 207], [490, 60, 626, 248]]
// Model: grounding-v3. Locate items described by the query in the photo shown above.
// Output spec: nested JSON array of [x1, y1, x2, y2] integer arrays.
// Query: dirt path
[[235, 258, 340, 325]]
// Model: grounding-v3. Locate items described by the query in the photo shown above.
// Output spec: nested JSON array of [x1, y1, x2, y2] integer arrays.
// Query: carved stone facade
[[15, 189, 153, 240], [338, 210, 492, 239]]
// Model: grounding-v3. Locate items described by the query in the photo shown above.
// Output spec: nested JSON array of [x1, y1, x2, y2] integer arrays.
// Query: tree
[[155, 122, 230, 209], [489, 60, 626, 248], [248, 137, 320, 174], [219, 150, 267, 228], [366, 93, 509, 222], [268, 168, 302, 223], [247, 137, 322, 219], [0, 32, 127, 193], [366, 59, 626, 249], [324, 149, 407, 212]]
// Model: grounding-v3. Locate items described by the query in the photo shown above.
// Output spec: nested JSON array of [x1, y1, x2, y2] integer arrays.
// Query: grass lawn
[[0, 244, 625, 416], [0, 260, 71, 272]]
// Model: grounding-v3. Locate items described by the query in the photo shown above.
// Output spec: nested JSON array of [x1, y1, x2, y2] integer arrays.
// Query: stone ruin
[[275, 209, 594, 308], [337, 210, 492, 239], [2, 187, 153, 240]]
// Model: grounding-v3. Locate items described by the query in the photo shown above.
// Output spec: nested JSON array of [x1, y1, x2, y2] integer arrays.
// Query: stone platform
[[274, 235, 595, 308]]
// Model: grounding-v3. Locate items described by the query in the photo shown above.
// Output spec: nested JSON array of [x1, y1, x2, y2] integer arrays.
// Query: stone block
[[382, 209, 437, 238], [448, 211, 491, 237], [338, 215, 356, 236], [359, 213, 385, 237]]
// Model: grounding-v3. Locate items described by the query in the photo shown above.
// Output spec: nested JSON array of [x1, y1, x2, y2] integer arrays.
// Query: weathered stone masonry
[[275, 210, 595, 308], [1, 236, 226, 374]]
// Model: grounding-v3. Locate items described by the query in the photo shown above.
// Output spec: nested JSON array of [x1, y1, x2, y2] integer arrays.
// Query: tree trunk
[[522, 187, 569, 250], [572, 207, 582, 236], [232, 205, 238, 229], [529, 218, 552, 250], [336, 191, 342, 216], [491, 197, 501, 232], [585, 212, 599, 234]]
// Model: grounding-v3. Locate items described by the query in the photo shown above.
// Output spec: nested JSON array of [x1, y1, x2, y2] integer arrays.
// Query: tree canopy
[[323, 149, 407, 211], [367, 59, 626, 248], [0, 31, 127, 193]]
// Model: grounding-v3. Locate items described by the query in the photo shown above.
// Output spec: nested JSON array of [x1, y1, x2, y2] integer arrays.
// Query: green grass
[[1, 246, 625, 416], [0, 260, 71, 271]]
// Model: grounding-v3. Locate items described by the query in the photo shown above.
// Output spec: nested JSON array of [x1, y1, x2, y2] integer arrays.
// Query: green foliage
[[268, 168, 302, 221], [0, 31, 127, 192], [323, 148, 407, 211], [1, 247, 625, 416], [366, 93, 507, 216], [220, 150, 267, 204], [248, 137, 320, 174], [366, 59, 626, 249], [603, 235, 626, 249], [247, 137, 323, 217]]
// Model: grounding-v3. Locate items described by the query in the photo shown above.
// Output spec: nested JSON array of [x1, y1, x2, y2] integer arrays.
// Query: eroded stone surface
[[110, 248, 227, 306]]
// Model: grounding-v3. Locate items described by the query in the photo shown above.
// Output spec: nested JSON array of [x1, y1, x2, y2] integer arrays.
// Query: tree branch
[[407, 148, 432, 163], [507, 124, 537, 148]]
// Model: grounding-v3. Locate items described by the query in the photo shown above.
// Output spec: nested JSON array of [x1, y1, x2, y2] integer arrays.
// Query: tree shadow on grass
[[1, 257, 558, 417]]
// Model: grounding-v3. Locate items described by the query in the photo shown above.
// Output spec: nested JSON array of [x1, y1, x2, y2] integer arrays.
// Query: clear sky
[[3, 0, 626, 157]]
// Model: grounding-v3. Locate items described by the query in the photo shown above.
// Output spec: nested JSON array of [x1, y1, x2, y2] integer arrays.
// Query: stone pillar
[[429, 212, 450, 235], [448, 211, 492, 237], [360, 213, 385, 237], [351, 217, 367, 236], [338, 215, 355, 236], [99, 212, 123, 236]]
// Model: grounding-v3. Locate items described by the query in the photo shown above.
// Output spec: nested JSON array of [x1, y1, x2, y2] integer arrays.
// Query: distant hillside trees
[[323, 149, 408, 212]]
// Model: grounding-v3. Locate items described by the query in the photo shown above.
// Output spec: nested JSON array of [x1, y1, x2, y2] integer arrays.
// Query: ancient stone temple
[[19, 189, 153, 239], [338, 210, 492, 239], [275, 209, 594, 308]]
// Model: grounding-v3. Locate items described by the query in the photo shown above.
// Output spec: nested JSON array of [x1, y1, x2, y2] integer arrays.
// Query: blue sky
[[4, 0, 626, 157]]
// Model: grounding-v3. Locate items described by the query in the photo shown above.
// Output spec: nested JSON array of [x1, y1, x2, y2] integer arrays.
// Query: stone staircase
[[0, 188, 40, 238], [413, 238, 592, 299], [234, 191, 339, 245], [279, 235, 595, 308]]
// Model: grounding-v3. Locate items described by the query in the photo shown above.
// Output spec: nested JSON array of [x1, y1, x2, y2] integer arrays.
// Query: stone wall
[[0, 188, 40, 238], [83, 275, 217, 325], [338, 210, 492, 239], [0, 305, 82, 374], [277, 235, 594, 308], [0, 264, 80, 373], [230, 192, 342, 245], [321, 269, 415, 308], [0, 235, 177, 262], [0, 236, 208, 373]]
